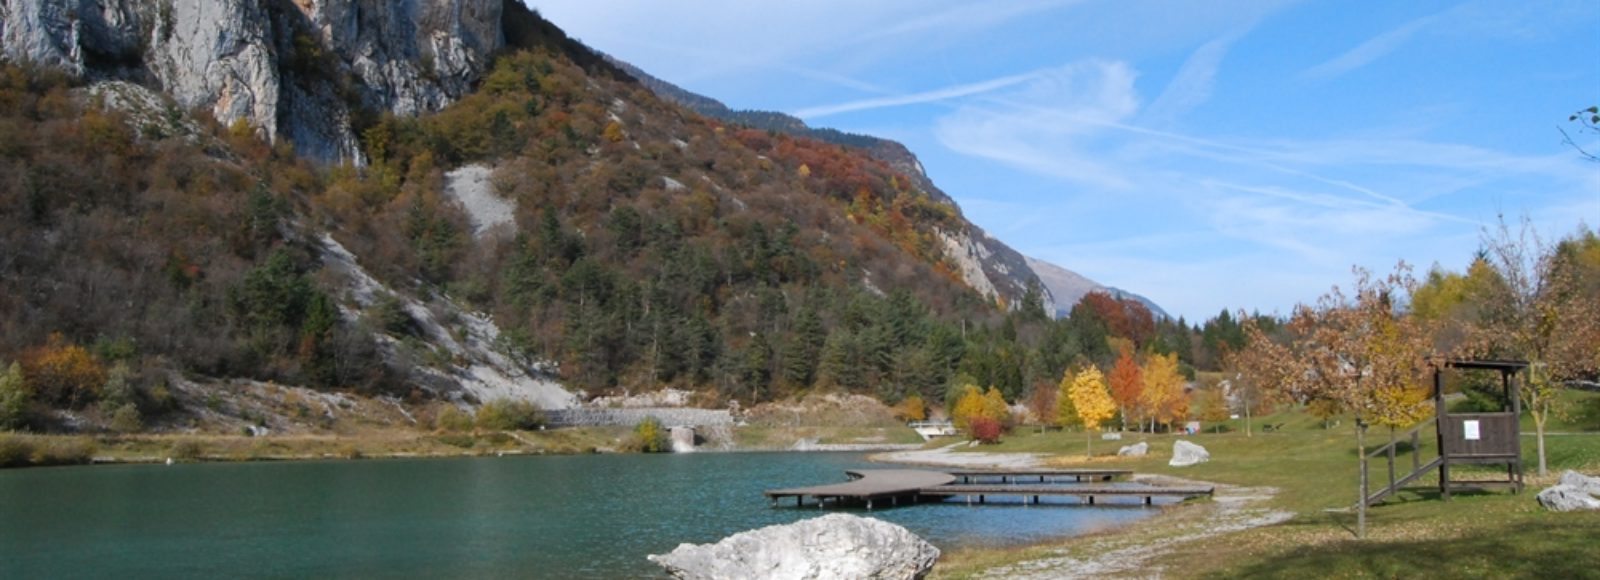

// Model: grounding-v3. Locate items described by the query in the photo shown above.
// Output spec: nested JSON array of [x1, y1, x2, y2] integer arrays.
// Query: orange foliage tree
[[21, 334, 106, 409], [1107, 346, 1143, 431]]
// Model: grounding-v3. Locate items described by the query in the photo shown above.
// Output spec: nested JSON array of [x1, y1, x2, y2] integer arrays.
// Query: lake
[[0, 452, 1159, 578]]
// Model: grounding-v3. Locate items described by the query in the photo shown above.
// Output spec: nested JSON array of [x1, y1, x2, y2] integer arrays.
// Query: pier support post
[[1087, 495, 1095, 505]]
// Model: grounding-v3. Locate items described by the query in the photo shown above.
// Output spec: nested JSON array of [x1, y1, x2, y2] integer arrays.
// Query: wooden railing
[[1360, 420, 1436, 506]]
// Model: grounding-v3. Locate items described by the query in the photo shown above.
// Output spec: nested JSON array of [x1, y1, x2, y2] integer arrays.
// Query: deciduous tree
[[1107, 346, 1142, 430], [1141, 352, 1187, 432], [1067, 366, 1116, 457], [1474, 219, 1600, 475]]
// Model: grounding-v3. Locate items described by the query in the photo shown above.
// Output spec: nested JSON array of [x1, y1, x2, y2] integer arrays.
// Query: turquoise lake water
[[0, 452, 1159, 578]]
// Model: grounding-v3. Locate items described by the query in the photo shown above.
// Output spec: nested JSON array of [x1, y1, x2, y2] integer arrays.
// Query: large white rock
[[1537, 471, 1600, 512], [1117, 441, 1148, 457], [1559, 470, 1600, 496], [648, 514, 938, 580], [1169, 440, 1210, 467]]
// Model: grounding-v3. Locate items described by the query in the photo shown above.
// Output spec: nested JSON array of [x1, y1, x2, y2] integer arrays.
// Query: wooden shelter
[[1363, 358, 1527, 507], [1432, 359, 1527, 498]]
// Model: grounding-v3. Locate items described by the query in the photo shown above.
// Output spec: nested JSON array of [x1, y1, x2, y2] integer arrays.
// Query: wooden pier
[[764, 469, 955, 510], [764, 469, 1209, 510], [944, 468, 1132, 483], [920, 484, 1214, 506]]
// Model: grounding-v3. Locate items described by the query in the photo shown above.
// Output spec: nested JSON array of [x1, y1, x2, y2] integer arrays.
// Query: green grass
[[933, 397, 1600, 578]]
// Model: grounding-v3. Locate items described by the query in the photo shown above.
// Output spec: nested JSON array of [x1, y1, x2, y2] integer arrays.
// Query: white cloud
[[1144, 35, 1235, 125], [933, 61, 1143, 188], [1299, 16, 1433, 80]]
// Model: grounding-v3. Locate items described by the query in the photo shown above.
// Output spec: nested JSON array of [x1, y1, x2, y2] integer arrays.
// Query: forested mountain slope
[[0, 2, 1217, 436]]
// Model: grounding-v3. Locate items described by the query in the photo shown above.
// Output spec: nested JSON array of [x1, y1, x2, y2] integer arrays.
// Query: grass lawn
[[935, 389, 1600, 578]]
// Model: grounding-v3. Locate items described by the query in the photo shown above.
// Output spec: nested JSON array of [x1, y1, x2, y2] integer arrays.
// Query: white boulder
[[648, 513, 938, 580], [1537, 471, 1600, 512], [1117, 442, 1149, 457], [1169, 440, 1210, 467]]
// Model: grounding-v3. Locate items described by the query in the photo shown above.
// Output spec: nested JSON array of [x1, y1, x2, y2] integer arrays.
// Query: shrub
[[475, 399, 544, 431], [109, 403, 142, 433], [435, 406, 474, 432], [0, 362, 32, 430], [970, 417, 1002, 444], [36, 437, 96, 465], [21, 334, 107, 409], [628, 416, 669, 453], [0, 435, 34, 467], [169, 439, 203, 461], [892, 395, 926, 422]]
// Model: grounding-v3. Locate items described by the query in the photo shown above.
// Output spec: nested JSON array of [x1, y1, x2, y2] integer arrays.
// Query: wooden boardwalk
[[764, 469, 1208, 510], [921, 484, 1214, 505], [944, 468, 1132, 483], [765, 469, 955, 509]]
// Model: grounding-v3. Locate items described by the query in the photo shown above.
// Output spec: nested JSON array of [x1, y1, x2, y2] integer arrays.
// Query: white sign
[[1463, 420, 1481, 441]]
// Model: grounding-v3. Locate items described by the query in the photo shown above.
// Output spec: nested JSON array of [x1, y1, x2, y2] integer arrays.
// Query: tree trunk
[[1357, 424, 1367, 539], [1244, 395, 1253, 438], [1085, 429, 1092, 459], [1535, 408, 1548, 476]]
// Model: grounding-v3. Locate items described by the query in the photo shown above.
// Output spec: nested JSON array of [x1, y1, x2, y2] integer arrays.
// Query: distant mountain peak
[[1025, 256, 1169, 320]]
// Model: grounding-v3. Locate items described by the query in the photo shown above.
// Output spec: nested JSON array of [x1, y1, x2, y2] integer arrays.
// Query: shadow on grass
[[1211, 517, 1600, 579]]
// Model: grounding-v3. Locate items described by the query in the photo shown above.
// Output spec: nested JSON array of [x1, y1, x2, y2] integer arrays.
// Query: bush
[[0, 435, 34, 467], [36, 437, 96, 465], [169, 439, 203, 461], [109, 403, 143, 433], [21, 334, 106, 409], [0, 362, 32, 430], [892, 395, 926, 422], [435, 406, 474, 432], [475, 399, 544, 431], [970, 417, 1002, 444], [628, 416, 669, 453]]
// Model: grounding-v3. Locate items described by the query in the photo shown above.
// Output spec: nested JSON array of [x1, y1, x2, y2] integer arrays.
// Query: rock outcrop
[[1170, 440, 1210, 467], [1537, 471, 1600, 512], [648, 514, 938, 580], [1118, 441, 1149, 457], [1, 0, 505, 162]]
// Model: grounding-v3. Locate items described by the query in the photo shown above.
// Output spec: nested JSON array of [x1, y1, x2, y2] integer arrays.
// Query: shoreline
[[2, 428, 931, 470], [869, 441, 1291, 578]]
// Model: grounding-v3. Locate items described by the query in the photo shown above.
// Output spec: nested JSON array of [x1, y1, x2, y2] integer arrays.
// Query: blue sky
[[527, 0, 1600, 321]]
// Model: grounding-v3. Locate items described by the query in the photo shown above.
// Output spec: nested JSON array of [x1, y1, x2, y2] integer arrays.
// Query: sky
[[527, 0, 1600, 321]]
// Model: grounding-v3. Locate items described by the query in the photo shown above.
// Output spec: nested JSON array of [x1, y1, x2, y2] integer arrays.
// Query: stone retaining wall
[[545, 407, 733, 427]]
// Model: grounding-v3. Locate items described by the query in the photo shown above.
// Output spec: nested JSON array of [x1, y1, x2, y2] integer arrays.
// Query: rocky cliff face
[[0, 0, 504, 163]]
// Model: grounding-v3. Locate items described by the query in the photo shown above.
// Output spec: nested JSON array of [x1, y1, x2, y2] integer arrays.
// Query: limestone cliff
[[0, 0, 506, 163]]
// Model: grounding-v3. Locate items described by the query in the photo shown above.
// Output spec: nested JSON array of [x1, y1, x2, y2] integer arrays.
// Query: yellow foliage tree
[[1068, 366, 1116, 457], [893, 395, 927, 422], [951, 384, 985, 431], [1141, 352, 1187, 432], [981, 386, 1010, 424]]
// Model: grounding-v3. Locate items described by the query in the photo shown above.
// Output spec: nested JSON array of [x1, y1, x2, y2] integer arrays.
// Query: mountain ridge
[[606, 54, 1169, 320]]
